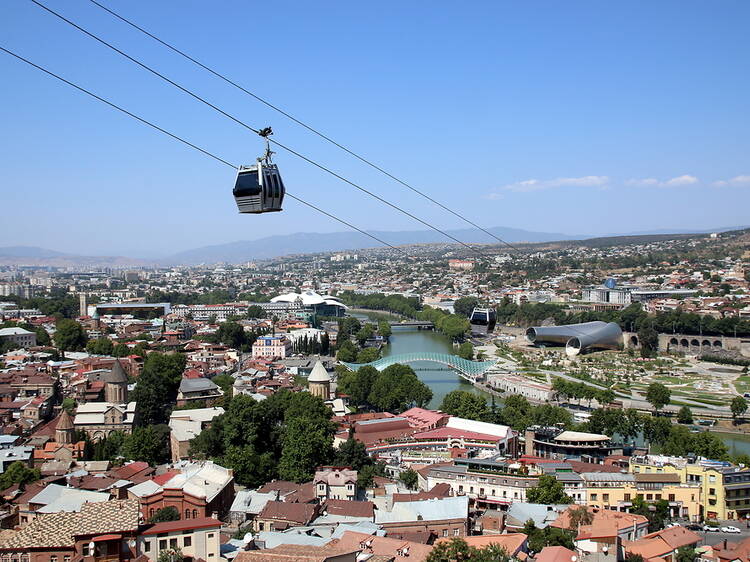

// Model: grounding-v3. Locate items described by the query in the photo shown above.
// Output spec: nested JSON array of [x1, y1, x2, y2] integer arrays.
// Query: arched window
[[185, 509, 191, 519], [192, 509, 198, 519]]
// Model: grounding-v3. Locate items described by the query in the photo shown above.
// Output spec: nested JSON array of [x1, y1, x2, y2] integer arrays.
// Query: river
[[350, 310, 489, 408]]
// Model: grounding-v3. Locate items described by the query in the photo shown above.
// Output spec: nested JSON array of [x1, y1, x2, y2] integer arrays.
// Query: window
[[454, 528, 460, 536], [185, 509, 191, 519], [591, 494, 598, 501], [193, 510, 198, 519], [170, 539, 178, 549], [709, 488, 716, 496], [144, 543, 151, 553], [63, 557, 70, 562], [603, 494, 609, 502], [258, 523, 264, 531], [50, 556, 57, 562], [669, 494, 675, 501], [624, 493, 631, 501], [458, 485, 463, 493], [207, 534, 215, 539], [646, 494, 653, 500], [183, 537, 192, 548], [709, 475, 716, 483], [159, 540, 167, 550], [442, 529, 448, 537]]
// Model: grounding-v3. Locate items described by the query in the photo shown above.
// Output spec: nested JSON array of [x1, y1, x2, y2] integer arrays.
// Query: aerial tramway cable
[[0, 45, 410, 258], [85, 0, 519, 254], [28, 0, 489, 258]]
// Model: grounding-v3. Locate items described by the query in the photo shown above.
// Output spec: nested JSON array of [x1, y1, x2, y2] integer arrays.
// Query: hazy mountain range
[[1, 224, 746, 267]]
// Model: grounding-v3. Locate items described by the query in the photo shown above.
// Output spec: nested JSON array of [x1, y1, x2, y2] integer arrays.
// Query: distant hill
[[0, 246, 152, 268], [0, 246, 68, 259], [165, 225, 580, 264]]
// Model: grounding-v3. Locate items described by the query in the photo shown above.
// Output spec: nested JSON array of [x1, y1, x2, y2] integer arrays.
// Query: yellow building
[[629, 455, 728, 520], [582, 472, 702, 520]]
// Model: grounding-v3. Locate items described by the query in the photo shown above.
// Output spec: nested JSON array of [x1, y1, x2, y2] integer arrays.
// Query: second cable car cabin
[[233, 128, 285, 214], [233, 162, 285, 213]]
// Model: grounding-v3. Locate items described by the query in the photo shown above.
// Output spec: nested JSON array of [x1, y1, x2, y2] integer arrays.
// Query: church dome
[[307, 361, 331, 383]]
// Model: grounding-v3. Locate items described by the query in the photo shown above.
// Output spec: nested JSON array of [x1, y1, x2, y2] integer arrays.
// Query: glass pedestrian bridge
[[340, 352, 498, 382]]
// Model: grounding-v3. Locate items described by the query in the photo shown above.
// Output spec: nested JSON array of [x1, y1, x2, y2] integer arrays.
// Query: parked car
[[665, 523, 681, 528], [704, 525, 721, 532], [685, 524, 703, 531], [721, 526, 741, 534]]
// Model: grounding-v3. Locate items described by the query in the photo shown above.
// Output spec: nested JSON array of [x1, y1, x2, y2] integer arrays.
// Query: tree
[[675, 546, 696, 562], [368, 363, 432, 412], [54, 319, 87, 353], [626, 555, 645, 562], [399, 468, 418, 490], [456, 342, 474, 360], [377, 320, 391, 339], [61, 397, 76, 413], [0, 461, 40, 490], [356, 347, 380, 363], [157, 548, 183, 562], [440, 390, 488, 421], [526, 474, 572, 504], [334, 438, 373, 472], [731, 396, 748, 423], [211, 373, 234, 396], [86, 337, 114, 356], [150, 506, 180, 523], [638, 323, 659, 358], [645, 382, 671, 412], [567, 506, 594, 530], [426, 538, 472, 562], [245, 305, 266, 319], [355, 324, 373, 347], [113, 343, 130, 357], [453, 297, 479, 318], [131, 352, 187, 426], [676, 406, 693, 424], [121, 425, 170, 465], [221, 445, 277, 488], [278, 416, 334, 483], [336, 340, 358, 363], [643, 416, 672, 446], [216, 321, 248, 350]]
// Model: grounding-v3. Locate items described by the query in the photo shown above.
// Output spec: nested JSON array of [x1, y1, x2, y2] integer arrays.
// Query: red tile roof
[[141, 517, 222, 535]]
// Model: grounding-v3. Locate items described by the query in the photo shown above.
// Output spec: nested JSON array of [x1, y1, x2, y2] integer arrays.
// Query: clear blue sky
[[2, 1, 749, 257]]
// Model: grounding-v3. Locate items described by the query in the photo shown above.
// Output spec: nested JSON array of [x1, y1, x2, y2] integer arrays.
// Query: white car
[[704, 525, 721, 532], [721, 526, 741, 534]]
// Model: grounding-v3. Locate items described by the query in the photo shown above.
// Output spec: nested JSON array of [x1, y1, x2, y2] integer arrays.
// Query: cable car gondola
[[470, 307, 496, 335], [233, 127, 285, 214]]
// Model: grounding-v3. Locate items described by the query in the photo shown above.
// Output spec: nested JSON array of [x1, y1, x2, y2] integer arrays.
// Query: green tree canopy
[[453, 297, 479, 318], [526, 474, 572, 504], [368, 363, 433, 412], [440, 390, 488, 421], [676, 406, 693, 425], [0, 461, 40, 490], [149, 506, 180, 523], [131, 352, 187, 426], [731, 396, 748, 422], [54, 319, 87, 353], [645, 382, 671, 412], [399, 468, 418, 490], [456, 341, 474, 360], [121, 425, 171, 465]]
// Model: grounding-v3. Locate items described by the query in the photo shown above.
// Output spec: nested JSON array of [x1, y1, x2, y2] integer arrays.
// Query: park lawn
[[735, 375, 750, 394]]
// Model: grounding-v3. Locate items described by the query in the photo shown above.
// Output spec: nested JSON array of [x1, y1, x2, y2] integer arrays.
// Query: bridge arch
[[340, 352, 498, 382]]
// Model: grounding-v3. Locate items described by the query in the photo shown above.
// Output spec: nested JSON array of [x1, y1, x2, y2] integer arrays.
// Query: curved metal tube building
[[526, 321, 623, 356]]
